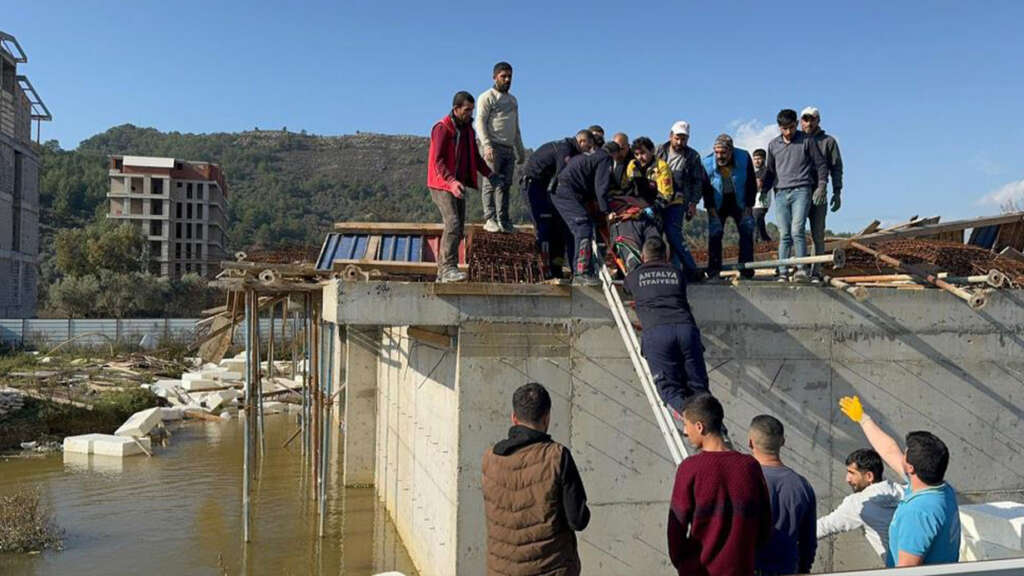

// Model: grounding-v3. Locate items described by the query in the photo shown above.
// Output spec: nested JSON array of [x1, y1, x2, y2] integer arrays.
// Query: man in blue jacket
[[552, 142, 615, 286], [702, 134, 757, 279], [521, 130, 594, 279]]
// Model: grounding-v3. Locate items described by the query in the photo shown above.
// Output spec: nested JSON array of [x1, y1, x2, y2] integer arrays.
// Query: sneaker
[[791, 270, 810, 283], [483, 219, 501, 233], [776, 275, 789, 283], [499, 221, 515, 234], [437, 268, 468, 283], [572, 274, 602, 287], [810, 276, 823, 284]]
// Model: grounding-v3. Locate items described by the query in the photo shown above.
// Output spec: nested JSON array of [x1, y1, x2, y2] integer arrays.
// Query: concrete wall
[[0, 135, 38, 318], [329, 281, 1024, 575]]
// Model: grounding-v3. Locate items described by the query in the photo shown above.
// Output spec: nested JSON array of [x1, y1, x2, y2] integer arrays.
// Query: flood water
[[0, 413, 418, 576]]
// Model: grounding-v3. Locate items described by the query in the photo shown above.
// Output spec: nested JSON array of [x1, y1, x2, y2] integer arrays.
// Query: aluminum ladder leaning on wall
[[592, 240, 688, 465]]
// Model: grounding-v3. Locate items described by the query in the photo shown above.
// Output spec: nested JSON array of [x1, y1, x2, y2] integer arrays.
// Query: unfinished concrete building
[[107, 155, 228, 279], [0, 32, 50, 317]]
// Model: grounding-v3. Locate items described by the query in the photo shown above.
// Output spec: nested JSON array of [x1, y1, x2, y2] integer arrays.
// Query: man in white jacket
[[817, 449, 903, 565]]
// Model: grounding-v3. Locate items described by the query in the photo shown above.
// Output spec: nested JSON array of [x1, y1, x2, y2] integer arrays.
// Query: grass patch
[[0, 352, 38, 377], [0, 487, 63, 553]]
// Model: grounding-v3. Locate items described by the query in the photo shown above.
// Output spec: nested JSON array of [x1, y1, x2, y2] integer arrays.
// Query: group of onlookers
[[426, 61, 845, 285], [482, 383, 961, 576]]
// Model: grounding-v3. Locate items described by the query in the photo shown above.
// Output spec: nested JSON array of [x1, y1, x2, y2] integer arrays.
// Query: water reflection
[[0, 413, 417, 576]]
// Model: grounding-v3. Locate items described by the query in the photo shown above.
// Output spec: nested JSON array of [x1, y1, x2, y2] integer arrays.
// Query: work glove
[[838, 395, 864, 423], [830, 191, 842, 213], [813, 186, 828, 206]]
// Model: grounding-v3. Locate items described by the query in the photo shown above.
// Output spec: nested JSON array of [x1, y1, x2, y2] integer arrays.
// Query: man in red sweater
[[668, 393, 772, 576], [427, 90, 496, 283]]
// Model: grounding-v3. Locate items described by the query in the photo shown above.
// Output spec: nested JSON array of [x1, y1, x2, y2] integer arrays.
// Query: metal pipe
[[241, 289, 252, 543], [319, 323, 334, 538], [719, 248, 845, 272], [848, 241, 987, 309]]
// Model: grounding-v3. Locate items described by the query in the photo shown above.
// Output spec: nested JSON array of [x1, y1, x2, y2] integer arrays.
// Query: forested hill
[[41, 123, 534, 250]]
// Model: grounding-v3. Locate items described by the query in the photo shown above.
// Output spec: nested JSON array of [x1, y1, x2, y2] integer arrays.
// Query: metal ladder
[[592, 240, 689, 465]]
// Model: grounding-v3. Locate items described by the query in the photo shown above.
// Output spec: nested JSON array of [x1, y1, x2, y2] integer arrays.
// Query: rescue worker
[[552, 141, 615, 286], [624, 236, 710, 415], [520, 130, 594, 278]]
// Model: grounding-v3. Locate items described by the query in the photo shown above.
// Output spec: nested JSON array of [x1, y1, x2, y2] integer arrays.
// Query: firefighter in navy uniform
[[624, 236, 710, 416]]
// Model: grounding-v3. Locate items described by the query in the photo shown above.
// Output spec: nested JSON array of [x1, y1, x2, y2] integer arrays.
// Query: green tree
[[47, 275, 101, 318]]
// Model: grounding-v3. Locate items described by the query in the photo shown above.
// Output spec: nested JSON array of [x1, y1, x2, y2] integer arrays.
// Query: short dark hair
[[602, 141, 620, 155], [453, 91, 475, 108], [513, 382, 551, 425], [576, 129, 595, 144], [493, 61, 513, 75], [682, 393, 724, 436], [846, 448, 884, 482], [777, 108, 798, 126], [642, 236, 667, 261], [588, 124, 605, 135], [753, 148, 766, 158], [749, 414, 785, 455], [631, 136, 655, 153], [905, 431, 950, 485]]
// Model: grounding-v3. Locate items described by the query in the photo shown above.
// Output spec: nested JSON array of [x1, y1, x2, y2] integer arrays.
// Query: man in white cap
[[656, 121, 706, 280], [801, 106, 844, 280]]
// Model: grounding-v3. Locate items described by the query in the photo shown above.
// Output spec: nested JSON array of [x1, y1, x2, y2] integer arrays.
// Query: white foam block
[[203, 390, 239, 412], [961, 535, 1021, 561], [179, 379, 221, 392], [181, 372, 206, 382], [220, 359, 245, 372], [159, 407, 183, 421], [115, 407, 162, 437], [959, 502, 1024, 551], [63, 434, 151, 457]]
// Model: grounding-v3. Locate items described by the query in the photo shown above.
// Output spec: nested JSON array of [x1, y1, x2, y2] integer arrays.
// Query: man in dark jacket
[[656, 121, 705, 279], [521, 130, 594, 279], [702, 134, 758, 279], [801, 107, 844, 280], [552, 142, 615, 286], [482, 382, 590, 576], [427, 90, 495, 283], [624, 237, 709, 415], [752, 148, 773, 243]]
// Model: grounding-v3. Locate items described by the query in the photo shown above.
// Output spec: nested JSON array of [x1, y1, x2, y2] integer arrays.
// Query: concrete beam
[[344, 326, 379, 486]]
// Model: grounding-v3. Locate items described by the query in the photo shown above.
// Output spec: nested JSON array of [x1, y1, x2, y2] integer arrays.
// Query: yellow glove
[[839, 395, 864, 423]]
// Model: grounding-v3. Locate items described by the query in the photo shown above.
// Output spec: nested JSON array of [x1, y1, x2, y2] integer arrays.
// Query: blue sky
[[8, 1, 1024, 231]]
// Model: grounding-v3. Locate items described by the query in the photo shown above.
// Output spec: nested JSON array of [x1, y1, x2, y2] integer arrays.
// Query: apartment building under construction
[[0, 31, 51, 318], [107, 155, 228, 279]]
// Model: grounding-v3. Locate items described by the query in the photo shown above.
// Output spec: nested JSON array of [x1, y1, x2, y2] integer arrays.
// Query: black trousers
[[522, 176, 570, 277], [641, 322, 709, 414], [551, 188, 595, 275]]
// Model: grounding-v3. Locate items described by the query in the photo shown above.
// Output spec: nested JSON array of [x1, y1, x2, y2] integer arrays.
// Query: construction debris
[[62, 433, 152, 457], [468, 231, 545, 283]]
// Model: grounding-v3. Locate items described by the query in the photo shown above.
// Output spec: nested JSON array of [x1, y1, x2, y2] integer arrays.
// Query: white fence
[[0, 318, 297, 348]]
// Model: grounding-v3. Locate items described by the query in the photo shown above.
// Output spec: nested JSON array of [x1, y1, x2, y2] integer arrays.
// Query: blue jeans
[[663, 204, 698, 274], [774, 186, 811, 275]]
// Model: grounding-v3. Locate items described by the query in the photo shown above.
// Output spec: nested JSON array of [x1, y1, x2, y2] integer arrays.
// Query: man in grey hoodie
[[801, 107, 844, 280]]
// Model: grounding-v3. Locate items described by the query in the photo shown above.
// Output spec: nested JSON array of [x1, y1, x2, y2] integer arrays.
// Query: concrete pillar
[[344, 325, 379, 486]]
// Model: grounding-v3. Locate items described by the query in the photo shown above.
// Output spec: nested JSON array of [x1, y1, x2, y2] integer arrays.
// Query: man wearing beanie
[[701, 134, 758, 279]]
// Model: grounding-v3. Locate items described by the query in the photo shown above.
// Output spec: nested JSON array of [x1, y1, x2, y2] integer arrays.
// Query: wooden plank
[[428, 282, 572, 297], [219, 261, 316, 276], [407, 326, 454, 350], [334, 222, 446, 234], [854, 213, 1024, 243], [362, 235, 381, 261], [331, 259, 443, 275]]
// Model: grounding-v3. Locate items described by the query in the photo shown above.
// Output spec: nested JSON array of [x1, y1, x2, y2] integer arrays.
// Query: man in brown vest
[[482, 382, 591, 576]]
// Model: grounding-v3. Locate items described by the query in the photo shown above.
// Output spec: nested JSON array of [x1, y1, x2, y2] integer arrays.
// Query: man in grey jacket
[[801, 107, 844, 280], [761, 109, 829, 281], [817, 449, 902, 567], [476, 61, 526, 233]]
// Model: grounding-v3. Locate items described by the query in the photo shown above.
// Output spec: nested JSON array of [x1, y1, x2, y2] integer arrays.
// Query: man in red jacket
[[427, 91, 496, 283], [668, 393, 772, 576]]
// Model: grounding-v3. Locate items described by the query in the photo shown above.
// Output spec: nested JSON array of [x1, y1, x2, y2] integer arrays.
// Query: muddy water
[[0, 413, 417, 576]]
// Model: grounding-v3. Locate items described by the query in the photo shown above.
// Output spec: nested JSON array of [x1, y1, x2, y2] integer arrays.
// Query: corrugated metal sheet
[[317, 232, 424, 271], [0, 318, 294, 347]]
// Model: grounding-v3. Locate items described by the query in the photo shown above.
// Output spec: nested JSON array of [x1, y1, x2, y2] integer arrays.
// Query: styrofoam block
[[63, 433, 107, 455], [179, 379, 221, 392], [63, 434, 151, 457], [93, 435, 151, 457], [219, 359, 246, 372], [210, 371, 241, 382], [262, 401, 286, 414], [203, 390, 239, 412], [115, 407, 162, 437], [961, 535, 1021, 561], [202, 362, 224, 371], [159, 407, 183, 421], [182, 372, 207, 382], [959, 502, 1024, 551]]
